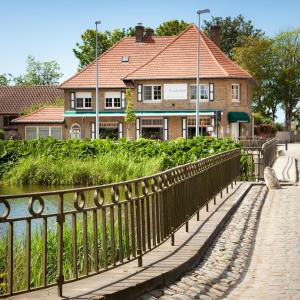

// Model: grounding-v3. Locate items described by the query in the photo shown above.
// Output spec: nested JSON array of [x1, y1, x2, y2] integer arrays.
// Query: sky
[[1, 0, 299, 121]]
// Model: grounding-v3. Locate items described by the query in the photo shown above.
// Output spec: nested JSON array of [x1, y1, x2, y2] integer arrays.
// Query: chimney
[[135, 23, 145, 42], [210, 25, 222, 48], [145, 28, 154, 38]]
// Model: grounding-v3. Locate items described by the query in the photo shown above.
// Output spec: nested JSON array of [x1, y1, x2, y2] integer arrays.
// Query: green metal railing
[[0, 149, 240, 298]]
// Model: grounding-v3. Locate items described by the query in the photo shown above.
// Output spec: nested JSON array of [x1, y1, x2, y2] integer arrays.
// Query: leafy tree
[[73, 28, 134, 69], [233, 36, 280, 120], [0, 73, 12, 86], [14, 55, 63, 85], [155, 20, 190, 36], [203, 15, 264, 58], [272, 29, 300, 130]]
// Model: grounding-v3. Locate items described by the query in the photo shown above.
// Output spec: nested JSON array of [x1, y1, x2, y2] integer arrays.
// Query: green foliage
[[0, 74, 12, 86], [73, 28, 135, 69], [155, 20, 190, 36], [233, 37, 279, 120], [21, 98, 64, 115], [14, 55, 63, 86], [0, 218, 129, 293], [0, 130, 4, 141], [233, 28, 300, 129], [0, 137, 239, 185], [124, 89, 136, 123], [203, 15, 264, 58]]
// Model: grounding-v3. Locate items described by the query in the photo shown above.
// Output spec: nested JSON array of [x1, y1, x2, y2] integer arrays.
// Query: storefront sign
[[164, 84, 187, 100]]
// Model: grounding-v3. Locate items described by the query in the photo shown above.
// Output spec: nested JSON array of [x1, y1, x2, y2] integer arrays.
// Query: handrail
[[0, 148, 240, 297]]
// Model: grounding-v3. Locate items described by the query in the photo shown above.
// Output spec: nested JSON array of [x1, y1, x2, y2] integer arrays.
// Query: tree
[[233, 36, 280, 120], [233, 29, 300, 130], [73, 28, 133, 69], [0, 73, 12, 86], [203, 15, 264, 58], [14, 55, 63, 85], [155, 20, 190, 36], [272, 29, 300, 130]]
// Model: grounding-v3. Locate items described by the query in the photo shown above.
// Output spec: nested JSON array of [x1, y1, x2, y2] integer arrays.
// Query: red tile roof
[[60, 25, 251, 89], [12, 107, 64, 123], [125, 25, 252, 80], [60, 36, 174, 88], [0, 86, 64, 114]]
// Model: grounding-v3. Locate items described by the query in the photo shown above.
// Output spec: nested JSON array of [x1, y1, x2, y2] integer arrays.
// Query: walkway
[[143, 143, 300, 300], [226, 144, 300, 299]]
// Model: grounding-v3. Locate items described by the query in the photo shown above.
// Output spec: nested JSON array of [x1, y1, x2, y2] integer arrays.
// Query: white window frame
[[25, 126, 62, 140], [105, 92, 121, 109], [76, 92, 92, 109], [232, 84, 240, 102], [190, 84, 209, 102], [70, 123, 81, 139], [143, 85, 162, 102]]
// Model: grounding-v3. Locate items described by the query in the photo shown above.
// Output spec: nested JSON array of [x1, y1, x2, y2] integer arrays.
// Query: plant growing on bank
[[0, 137, 239, 185]]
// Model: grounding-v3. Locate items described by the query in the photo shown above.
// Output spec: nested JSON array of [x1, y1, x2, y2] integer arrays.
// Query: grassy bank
[[0, 217, 126, 293], [0, 137, 239, 186]]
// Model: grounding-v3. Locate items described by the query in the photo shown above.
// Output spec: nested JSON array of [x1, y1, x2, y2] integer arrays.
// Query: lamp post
[[196, 9, 210, 137], [95, 20, 101, 139]]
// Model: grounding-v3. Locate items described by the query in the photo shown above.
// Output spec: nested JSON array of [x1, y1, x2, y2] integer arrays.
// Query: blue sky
[[1, 0, 299, 121]]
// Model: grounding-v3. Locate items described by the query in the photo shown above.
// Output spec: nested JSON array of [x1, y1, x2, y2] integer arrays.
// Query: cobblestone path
[[225, 185, 300, 300], [141, 185, 268, 300]]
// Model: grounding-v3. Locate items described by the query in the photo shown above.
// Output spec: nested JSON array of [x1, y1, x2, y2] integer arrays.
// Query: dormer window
[[121, 56, 129, 63]]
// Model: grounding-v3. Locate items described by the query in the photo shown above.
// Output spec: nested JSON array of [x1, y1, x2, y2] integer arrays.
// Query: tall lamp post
[[196, 9, 210, 137], [95, 20, 101, 139]]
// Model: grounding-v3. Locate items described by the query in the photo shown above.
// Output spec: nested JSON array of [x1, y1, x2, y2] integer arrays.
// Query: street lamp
[[95, 20, 101, 139], [196, 9, 210, 137]]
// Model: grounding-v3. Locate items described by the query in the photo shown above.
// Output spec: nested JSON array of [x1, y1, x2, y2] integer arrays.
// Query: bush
[[0, 137, 239, 185], [0, 129, 4, 140]]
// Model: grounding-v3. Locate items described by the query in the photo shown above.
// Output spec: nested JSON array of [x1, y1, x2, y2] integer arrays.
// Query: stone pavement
[[141, 185, 267, 300], [226, 144, 300, 299], [142, 143, 300, 300]]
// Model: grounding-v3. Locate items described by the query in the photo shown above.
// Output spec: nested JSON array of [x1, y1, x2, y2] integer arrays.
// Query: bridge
[[2, 139, 298, 299]]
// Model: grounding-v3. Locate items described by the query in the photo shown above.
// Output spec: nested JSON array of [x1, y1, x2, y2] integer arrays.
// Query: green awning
[[228, 112, 250, 123]]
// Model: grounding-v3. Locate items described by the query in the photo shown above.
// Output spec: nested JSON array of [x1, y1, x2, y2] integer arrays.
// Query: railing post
[[171, 227, 175, 246], [185, 215, 189, 232], [135, 182, 143, 267], [56, 193, 64, 297]]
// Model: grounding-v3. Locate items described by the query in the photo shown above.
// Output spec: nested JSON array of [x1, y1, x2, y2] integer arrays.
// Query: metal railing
[[241, 138, 277, 180], [0, 149, 240, 298]]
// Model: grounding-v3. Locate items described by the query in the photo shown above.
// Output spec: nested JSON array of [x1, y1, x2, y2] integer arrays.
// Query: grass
[[3, 153, 164, 186], [0, 215, 128, 294]]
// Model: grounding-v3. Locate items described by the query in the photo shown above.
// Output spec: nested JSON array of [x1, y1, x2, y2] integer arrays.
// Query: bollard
[[285, 141, 288, 151]]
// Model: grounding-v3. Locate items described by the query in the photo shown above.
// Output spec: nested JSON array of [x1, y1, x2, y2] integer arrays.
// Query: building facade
[[15, 25, 254, 140], [0, 86, 64, 139]]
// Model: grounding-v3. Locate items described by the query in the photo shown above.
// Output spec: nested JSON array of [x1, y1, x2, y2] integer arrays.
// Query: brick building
[[15, 24, 254, 140], [0, 86, 64, 139]]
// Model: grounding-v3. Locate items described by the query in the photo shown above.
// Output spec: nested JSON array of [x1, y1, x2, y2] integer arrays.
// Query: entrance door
[[231, 123, 239, 139]]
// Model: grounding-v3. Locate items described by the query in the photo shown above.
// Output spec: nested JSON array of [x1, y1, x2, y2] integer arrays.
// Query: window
[[105, 92, 121, 109], [76, 92, 92, 109], [3, 115, 17, 127], [143, 85, 161, 101], [25, 127, 62, 140], [232, 84, 240, 102], [190, 84, 209, 100], [140, 119, 163, 140], [70, 124, 81, 139]]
